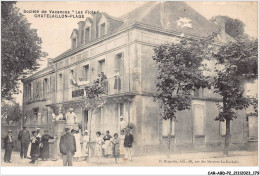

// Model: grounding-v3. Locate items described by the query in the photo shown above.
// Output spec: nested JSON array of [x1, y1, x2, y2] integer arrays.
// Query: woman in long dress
[[94, 131, 103, 163], [82, 130, 89, 161], [111, 133, 120, 163], [40, 130, 54, 161], [103, 130, 113, 158], [29, 131, 41, 165], [73, 130, 82, 161], [119, 129, 125, 159]]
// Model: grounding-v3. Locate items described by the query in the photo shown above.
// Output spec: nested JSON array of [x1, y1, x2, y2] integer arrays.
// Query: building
[[21, 1, 257, 155]]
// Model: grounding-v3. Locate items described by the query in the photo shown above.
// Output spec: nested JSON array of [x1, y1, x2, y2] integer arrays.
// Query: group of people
[[4, 125, 134, 166], [3, 126, 55, 165], [59, 127, 134, 166]]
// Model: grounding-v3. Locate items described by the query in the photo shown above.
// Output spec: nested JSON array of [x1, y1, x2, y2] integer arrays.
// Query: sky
[[13, 1, 258, 104]]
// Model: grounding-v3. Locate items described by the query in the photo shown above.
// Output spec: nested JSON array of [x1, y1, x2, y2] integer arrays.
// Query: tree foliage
[[1, 2, 47, 99], [152, 37, 214, 120], [83, 79, 105, 112], [210, 16, 246, 40], [1, 100, 23, 124], [213, 38, 258, 122]]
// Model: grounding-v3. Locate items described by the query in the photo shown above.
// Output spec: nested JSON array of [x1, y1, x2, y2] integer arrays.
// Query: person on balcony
[[99, 72, 108, 94], [114, 69, 121, 91], [65, 108, 78, 129]]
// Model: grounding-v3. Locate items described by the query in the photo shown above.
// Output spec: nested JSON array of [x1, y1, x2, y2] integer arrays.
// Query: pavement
[[1, 150, 258, 167]]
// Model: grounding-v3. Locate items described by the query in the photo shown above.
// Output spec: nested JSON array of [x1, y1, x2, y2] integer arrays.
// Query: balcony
[[50, 74, 131, 103]]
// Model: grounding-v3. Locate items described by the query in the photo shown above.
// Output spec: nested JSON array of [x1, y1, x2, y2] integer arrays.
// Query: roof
[[27, 2, 230, 80], [120, 1, 219, 38], [22, 65, 54, 82]]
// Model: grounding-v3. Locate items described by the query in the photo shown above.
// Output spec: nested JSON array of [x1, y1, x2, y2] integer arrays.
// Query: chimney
[[47, 58, 53, 67], [77, 21, 85, 46], [214, 17, 226, 42]]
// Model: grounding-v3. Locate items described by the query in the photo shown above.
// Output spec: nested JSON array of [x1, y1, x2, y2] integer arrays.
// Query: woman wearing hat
[[82, 130, 90, 161], [40, 130, 54, 161]]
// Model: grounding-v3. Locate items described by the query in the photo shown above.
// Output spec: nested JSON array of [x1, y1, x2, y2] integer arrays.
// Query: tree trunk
[[167, 118, 173, 159], [89, 111, 93, 142], [223, 96, 231, 156], [224, 119, 231, 156]]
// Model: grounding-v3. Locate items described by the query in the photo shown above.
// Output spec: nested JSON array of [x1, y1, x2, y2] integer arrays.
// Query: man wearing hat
[[18, 126, 30, 159], [4, 130, 14, 163], [59, 127, 76, 166]]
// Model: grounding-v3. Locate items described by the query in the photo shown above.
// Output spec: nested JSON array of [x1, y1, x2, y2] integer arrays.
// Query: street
[[1, 150, 258, 167]]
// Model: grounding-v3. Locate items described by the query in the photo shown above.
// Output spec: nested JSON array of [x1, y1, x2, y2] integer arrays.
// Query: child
[[29, 131, 41, 165], [94, 131, 103, 163], [4, 130, 13, 163], [111, 133, 120, 163]]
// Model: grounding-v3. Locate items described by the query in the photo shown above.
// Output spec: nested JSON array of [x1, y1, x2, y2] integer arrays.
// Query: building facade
[[21, 2, 257, 155]]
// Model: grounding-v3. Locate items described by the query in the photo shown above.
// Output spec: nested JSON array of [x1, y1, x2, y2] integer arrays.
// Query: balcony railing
[[46, 74, 131, 103]]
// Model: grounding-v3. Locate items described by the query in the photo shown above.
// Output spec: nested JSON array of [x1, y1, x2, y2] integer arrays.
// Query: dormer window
[[70, 29, 78, 49], [72, 38, 77, 49], [100, 23, 106, 37], [85, 27, 90, 43]]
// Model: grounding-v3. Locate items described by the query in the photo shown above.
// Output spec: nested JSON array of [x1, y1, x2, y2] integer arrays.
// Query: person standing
[[40, 130, 54, 161], [94, 131, 103, 163], [59, 127, 76, 166], [119, 129, 125, 160], [103, 130, 113, 158], [111, 133, 120, 163], [18, 126, 30, 159], [4, 130, 14, 163], [82, 130, 89, 161], [29, 131, 41, 165], [73, 130, 82, 161], [65, 108, 78, 129], [124, 129, 134, 161]]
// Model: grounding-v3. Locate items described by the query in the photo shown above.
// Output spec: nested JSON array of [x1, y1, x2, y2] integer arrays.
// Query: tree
[[1, 2, 47, 100], [210, 16, 246, 40], [1, 100, 23, 124], [83, 78, 105, 141], [212, 38, 258, 155], [153, 37, 213, 158]]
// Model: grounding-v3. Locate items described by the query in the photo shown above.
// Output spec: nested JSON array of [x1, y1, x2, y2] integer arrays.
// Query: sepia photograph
[[1, 0, 258, 174]]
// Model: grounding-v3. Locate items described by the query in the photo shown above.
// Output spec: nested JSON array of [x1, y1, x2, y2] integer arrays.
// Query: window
[[72, 38, 77, 49], [83, 65, 89, 81], [98, 59, 106, 74], [248, 116, 258, 139], [43, 78, 48, 99], [194, 88, 204, 98], [119, 103, 124, 118], [85, 27, 90, 43], [58, 73, 63, 90], [193, 104, 205, 136], [100, 23, 106, 37], [115, 53, 123, 75], [33, 108, 39, 121], [162, 119, 175, 136]]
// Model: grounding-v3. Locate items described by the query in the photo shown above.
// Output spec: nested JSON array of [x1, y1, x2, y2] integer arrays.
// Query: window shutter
[[39, 79, 43, 99]]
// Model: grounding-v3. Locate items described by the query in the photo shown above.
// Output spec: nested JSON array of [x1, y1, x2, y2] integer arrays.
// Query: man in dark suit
[[59, 127, 76, 166], [4, 130, 14, 163], [18, 126, 30, 159], [124, 129, 134, 161]]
